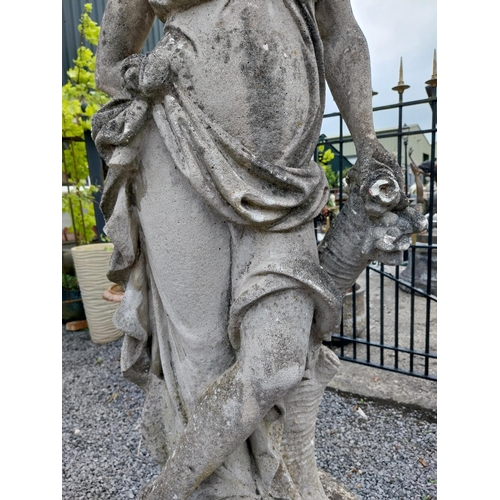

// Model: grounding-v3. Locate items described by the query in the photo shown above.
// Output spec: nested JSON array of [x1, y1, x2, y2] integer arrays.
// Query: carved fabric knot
[[92, 51, 172, 171]]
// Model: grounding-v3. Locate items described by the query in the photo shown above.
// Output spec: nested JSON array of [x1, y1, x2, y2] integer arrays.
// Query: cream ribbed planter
[[71, 243, 123, 344]]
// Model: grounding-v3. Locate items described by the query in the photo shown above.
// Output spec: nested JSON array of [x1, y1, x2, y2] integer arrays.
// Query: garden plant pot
[[71, 243, 123, 344], [103, 283, 125, 303]]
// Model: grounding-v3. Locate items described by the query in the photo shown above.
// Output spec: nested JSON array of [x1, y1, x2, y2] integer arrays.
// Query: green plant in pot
[[63, 4, 123, 344]]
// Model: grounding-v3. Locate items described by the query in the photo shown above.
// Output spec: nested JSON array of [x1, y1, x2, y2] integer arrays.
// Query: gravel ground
[[62, 327, 437, 500]]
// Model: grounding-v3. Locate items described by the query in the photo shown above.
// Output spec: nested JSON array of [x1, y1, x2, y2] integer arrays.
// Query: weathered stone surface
[[91, 0, 427, 498], [319, 471, 360, 500]]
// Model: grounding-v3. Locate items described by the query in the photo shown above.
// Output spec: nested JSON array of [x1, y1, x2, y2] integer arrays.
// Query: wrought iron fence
[[317, 84, 437, 382]]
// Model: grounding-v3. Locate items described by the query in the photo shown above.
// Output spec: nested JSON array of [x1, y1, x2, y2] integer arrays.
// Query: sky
[[320, 0, 437, 138]]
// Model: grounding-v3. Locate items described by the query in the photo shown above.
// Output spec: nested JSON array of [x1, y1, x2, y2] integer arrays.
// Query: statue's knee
[[255, 361, 305, 402]]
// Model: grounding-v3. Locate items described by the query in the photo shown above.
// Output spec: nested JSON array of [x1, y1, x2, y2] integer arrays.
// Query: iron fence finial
[[392, 57, 410, 94], [425, 49, 437, 87]]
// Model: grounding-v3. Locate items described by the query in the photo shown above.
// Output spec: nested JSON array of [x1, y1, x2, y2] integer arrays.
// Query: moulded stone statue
[[91, 0, 427, 498]]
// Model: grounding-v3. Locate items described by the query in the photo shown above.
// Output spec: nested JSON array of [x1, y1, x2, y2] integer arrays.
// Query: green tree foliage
[[317, 144, 337, 189], [317, 144, 350, 190], [62, 3, 109, 244]]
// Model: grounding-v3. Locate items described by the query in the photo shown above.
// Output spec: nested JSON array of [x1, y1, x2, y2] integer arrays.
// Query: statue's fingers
[[398, 207, 428, 234], [373, 224, 401, 241], [385, 226, 401, 238], [393, 235, 411, 252], [372, 249, 405, 266], [373, 226, 389, 241], [393, 219, 413, 237], [380, 211, 399, 227], [374, 234, 398, 252]]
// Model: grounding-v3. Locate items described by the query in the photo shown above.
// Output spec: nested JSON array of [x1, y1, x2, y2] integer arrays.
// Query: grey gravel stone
[[62, 326, 436, 499]]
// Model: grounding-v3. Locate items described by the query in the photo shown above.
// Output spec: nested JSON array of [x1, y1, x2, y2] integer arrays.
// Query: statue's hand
[[359, 206, 427, 265], [346, 139, 427, 265], [348, 138, 406, 217]]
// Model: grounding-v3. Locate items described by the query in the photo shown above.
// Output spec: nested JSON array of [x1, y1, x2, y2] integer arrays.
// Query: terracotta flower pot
[[103, 283, 125, 303], [71, 243, 123, 344]]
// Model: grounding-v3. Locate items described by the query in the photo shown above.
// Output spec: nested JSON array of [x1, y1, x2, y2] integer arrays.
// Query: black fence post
[[84, 130, 106, 241]]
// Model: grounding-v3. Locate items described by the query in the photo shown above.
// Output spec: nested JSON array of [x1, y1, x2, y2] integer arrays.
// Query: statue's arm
[[95, 0, 157, 96], [316, 0, 402, 184], [316, 0, 375, 150], [315, 0, 427, 293]]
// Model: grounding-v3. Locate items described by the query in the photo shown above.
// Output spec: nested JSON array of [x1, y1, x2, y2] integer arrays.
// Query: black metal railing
[[317, 89, 437, 382]]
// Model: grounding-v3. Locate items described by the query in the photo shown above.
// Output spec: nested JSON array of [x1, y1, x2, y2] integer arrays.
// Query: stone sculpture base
[[319, 471, 360, 500], [399, 241, 437, 296]]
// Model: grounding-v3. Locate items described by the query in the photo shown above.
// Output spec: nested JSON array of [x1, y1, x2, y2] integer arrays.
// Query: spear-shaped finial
[[425, 49, 437, 87], [392, 57, 410, 93]]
